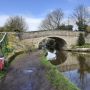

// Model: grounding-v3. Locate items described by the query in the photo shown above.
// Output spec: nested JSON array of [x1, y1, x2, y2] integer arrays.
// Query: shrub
[[77, 33, 85, 46]]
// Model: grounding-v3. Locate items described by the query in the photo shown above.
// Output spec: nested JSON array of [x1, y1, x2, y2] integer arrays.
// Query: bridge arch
[[38, 36, 67, 50]]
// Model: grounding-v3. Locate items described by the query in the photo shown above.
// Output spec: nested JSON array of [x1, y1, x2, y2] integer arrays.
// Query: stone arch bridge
[[22, 30, 87, 49]]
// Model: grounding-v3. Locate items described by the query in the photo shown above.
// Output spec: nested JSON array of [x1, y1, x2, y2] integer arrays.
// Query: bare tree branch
[[40, 9, 64, 30], [73, 5, 90, 31], [5, 16, 28, 32]]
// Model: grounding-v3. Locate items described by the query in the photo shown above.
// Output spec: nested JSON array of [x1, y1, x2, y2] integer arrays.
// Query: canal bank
[[40, 52, 80, 90], [44, 46, 90, 90], [67, 48, 90, 52]]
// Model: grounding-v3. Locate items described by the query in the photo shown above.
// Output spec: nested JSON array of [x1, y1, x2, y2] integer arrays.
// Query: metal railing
[[0, 33, 8, 57]]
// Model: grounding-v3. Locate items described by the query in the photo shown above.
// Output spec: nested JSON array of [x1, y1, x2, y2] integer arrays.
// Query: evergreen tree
[[77, 33, 85, 46]]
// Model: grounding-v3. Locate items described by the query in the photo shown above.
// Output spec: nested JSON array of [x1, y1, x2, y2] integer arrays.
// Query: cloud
[[23, 16, 42, 31], [0, 15, 43, 31], [25, 16, 43, 31], [87, 6, 90, 13], [0, 15, 9, 26]]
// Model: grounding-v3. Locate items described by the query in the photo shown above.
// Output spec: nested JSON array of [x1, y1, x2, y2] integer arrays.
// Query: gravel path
[[0, 51, 55, 90]]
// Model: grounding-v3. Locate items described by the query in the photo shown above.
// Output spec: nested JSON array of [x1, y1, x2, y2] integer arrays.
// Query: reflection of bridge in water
[[58, 58, 90, 72], [51, 52, 90, 73], [59, 64, 79, 72], [59, 54, 90, 90], [61, 58, 90, 72]]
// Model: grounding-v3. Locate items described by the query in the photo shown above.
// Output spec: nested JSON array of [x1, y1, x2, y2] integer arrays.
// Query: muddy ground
[[0, 51, 55, 90]]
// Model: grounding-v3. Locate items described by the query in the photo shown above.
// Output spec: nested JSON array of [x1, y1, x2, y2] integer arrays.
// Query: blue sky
[[0, 0, 90, 31]]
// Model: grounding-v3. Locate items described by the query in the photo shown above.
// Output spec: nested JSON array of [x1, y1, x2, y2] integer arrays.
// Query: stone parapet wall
[[22, 30, 83, 39]]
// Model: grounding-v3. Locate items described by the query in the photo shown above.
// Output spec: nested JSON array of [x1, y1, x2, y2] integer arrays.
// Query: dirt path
[[0, 51, 55, 90]]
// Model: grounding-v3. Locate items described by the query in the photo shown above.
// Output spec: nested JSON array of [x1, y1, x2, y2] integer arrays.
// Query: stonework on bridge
[[22, 30, 89, 49]]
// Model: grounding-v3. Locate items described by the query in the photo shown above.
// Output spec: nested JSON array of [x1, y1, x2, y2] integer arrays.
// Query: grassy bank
[[0, 51, 26, 80], [77, 43, 90, 48], [71, 43, 90, 49], [0, 61, 10, 79], [40, 53, 80, 90], [0, 71, 7, 79]]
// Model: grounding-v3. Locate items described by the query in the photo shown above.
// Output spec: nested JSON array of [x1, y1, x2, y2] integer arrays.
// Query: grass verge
[[40, 53, 80, 90], [0, 61, 10, 79], [71, 43, 90, 49], [0, 71, 7, 79]]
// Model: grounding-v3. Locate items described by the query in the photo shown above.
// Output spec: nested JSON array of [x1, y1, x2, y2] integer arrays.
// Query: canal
[[47, 50, 90, 90]]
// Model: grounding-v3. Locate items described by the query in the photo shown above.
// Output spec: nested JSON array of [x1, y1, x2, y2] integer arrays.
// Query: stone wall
[[22, 30, 81, 39], [85, 34, 90, 43]]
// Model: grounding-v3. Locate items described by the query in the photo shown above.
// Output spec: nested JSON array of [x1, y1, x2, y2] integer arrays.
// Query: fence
[[0, 33, 8, 57]]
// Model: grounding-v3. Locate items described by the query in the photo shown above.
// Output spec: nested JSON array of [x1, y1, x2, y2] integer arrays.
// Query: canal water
[[46, 50, 90, 90]]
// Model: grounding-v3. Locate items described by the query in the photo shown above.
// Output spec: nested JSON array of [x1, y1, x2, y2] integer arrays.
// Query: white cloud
[[87, 6, 90, 13], [0, 15, 43, 31], [0, 15, 9, 26], [25, 16, 43, 31], [0, 14, 79, 31]]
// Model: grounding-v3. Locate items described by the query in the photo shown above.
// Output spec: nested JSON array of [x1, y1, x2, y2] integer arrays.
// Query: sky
[[0, 0, 90, 31]]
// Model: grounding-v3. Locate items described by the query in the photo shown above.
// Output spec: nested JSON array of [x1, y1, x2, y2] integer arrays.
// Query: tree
[[59, 24, 73, 30], [4, 16, 27, 32], [73, 5, 90, 31], [4, 16, 28, 40], [40, 9, 64, 30], [77, 33, 85, 46], [0, 27, 5, 32], [66, 25, 73, 30]]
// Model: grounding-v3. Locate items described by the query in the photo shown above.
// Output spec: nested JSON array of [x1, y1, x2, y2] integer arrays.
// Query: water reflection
[[50, 50, 67, 65], [78, 55, 90, 73], [62, 53, 90, 90], [78, 55, 87, 90], [46, 50, 56, 60], [46, 48, 90, 90], [46, 49, 67, 65]]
